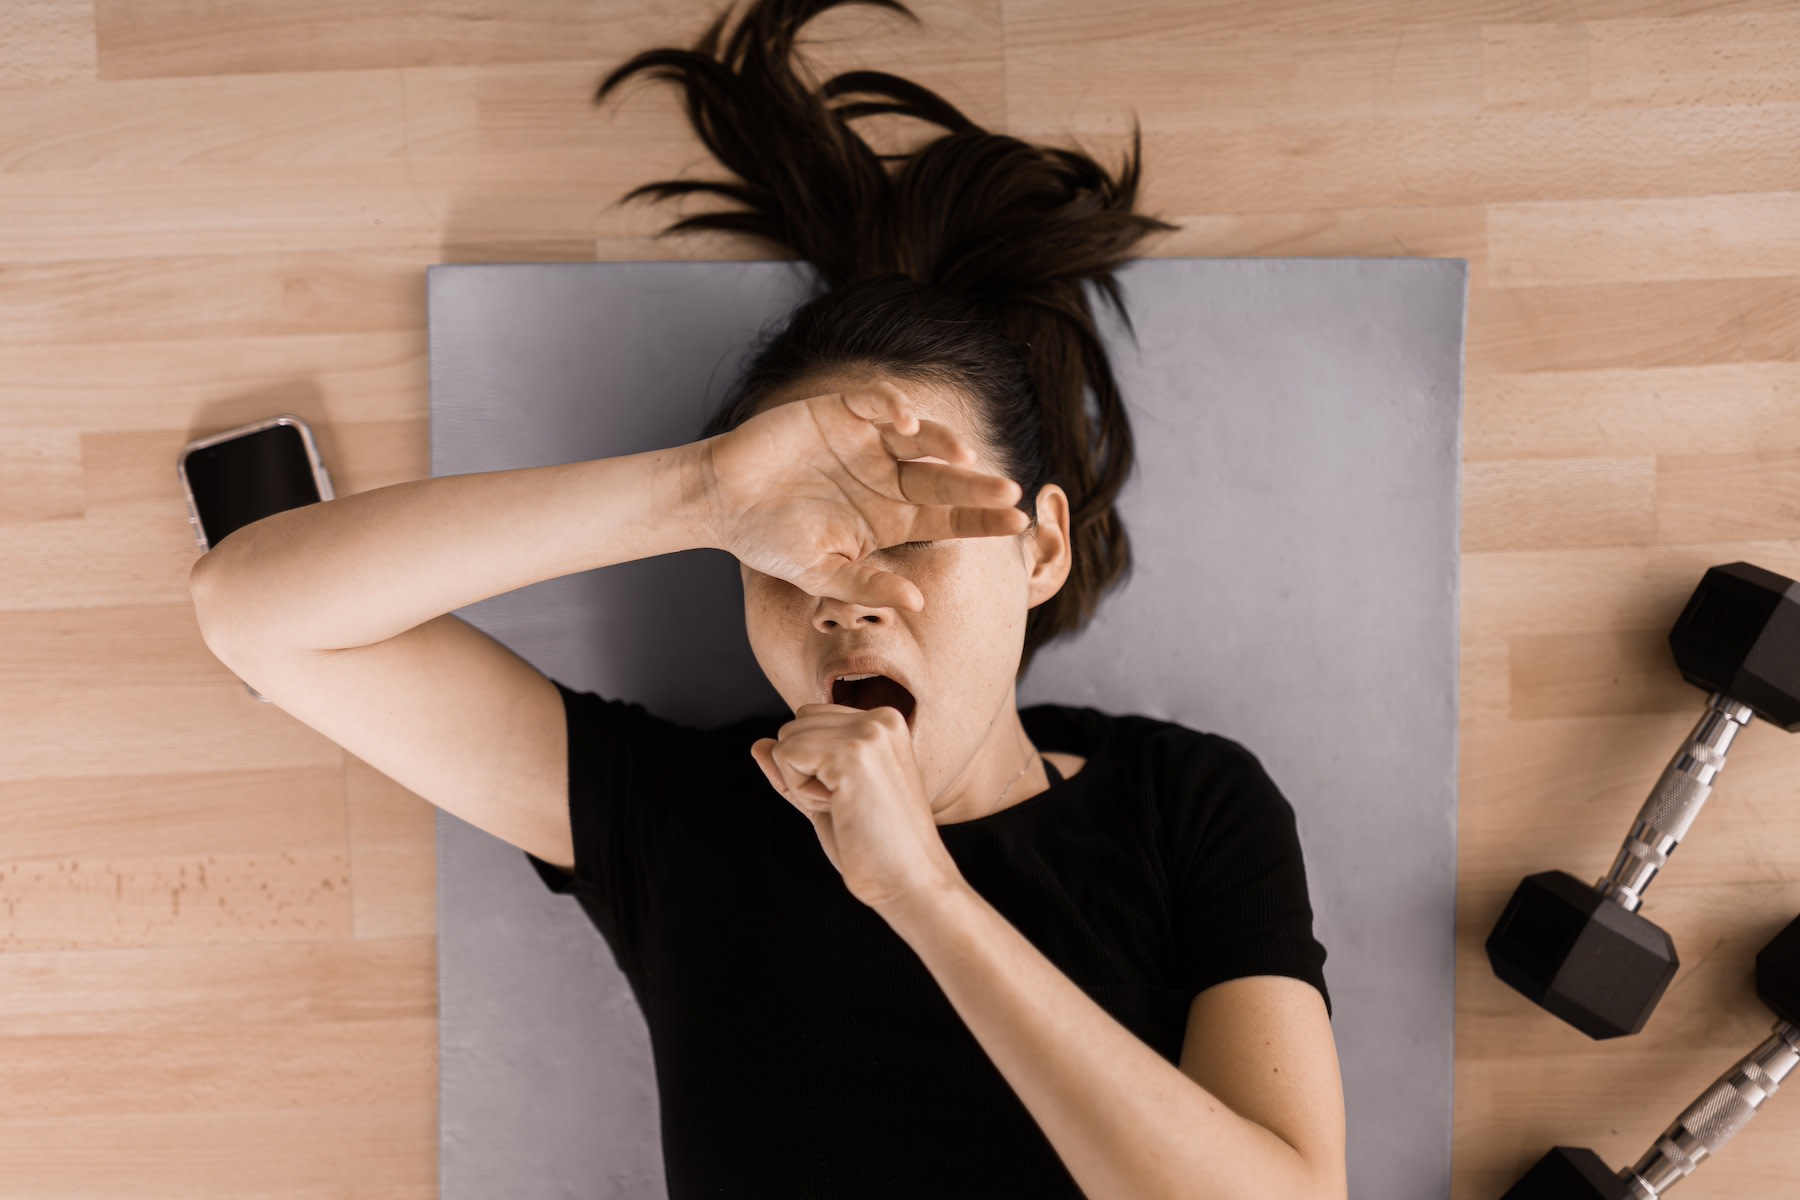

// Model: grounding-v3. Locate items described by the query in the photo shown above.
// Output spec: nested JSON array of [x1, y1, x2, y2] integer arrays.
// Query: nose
[[811, 591, 893, 631]]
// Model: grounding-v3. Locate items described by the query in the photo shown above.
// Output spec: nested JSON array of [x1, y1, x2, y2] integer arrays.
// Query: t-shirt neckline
[[937, 751, 1093, 832]]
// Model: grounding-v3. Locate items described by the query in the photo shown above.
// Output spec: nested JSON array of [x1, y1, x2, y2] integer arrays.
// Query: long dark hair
[[596, 0, 1176, 680]]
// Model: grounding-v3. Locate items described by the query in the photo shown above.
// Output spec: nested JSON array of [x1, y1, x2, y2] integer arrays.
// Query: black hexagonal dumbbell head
[[1501, 1147, 1631, 1200], [1488, 562, 1800, 1040], [1486, 871, 1679, 1040], [1755, 911, 1800, 1020], [1670, 562, 1800, 732], [1502, 913, 1800, 1199]]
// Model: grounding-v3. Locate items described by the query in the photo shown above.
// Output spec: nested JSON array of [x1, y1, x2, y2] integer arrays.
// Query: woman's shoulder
[[1021, 702, 1240, 756], [1022, 703, 1281, 796], [556, 687, 788, 787]]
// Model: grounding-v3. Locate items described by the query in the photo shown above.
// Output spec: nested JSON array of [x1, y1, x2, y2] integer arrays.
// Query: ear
[[1023, 483, 1073, 608]]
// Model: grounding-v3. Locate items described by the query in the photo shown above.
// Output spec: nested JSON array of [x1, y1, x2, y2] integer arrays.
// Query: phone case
[[178, 414, 336, 703]]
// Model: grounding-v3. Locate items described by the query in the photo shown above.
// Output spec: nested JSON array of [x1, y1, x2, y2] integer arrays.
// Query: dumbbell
[[1499, 912, 1800, 1199], [1486, 562, 1800, 1039]]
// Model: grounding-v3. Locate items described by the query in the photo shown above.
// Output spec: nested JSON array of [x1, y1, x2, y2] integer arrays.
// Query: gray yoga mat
[[427, 256, 1466, 1200]]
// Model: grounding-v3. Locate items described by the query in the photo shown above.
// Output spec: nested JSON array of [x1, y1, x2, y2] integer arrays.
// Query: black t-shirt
[[525, 679, 1331, 1199]]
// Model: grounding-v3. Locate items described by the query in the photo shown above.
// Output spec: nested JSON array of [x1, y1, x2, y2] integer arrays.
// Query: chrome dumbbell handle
[[1596, 692, 1755, 913], [1617, 1019, 1800, 1198]]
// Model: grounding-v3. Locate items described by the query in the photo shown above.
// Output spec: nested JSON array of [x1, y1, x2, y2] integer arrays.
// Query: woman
[[180, 0, 1348, 1191], [515, 0, 1348, 1196]]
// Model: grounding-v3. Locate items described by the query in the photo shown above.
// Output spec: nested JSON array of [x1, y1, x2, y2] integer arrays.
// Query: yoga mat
[[427, 256, 1466, 1199]]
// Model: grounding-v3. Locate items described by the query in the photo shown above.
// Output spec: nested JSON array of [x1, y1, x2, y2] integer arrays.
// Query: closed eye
[[900, 541, 934, 550]]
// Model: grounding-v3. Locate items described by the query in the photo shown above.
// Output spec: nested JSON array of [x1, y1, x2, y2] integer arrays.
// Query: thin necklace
[[995, 729, 1042, 809]]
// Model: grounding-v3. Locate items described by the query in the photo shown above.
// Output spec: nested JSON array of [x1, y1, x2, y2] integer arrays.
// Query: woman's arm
[[190, 441, 717, 653], [191, 381, 998, 653], [1177, 976, 1347, 1198], [877, 882, 1347, 1200]]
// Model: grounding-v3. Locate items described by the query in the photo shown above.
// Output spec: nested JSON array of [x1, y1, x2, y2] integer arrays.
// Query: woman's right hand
[[699, 380, 1030, 611]]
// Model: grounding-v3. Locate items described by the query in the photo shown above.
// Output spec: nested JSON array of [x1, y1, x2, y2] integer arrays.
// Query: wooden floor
[[4, 0, 1799, 1196]]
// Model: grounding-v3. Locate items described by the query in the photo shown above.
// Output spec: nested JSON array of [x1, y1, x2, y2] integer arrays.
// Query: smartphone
[[178, 414, 336, 703]]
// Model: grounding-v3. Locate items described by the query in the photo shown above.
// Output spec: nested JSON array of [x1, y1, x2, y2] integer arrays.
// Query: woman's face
[[736, 368, 1074, 822]]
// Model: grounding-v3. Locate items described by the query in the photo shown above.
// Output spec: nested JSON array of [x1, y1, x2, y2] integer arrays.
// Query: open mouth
[[831, 675, 917, 726]]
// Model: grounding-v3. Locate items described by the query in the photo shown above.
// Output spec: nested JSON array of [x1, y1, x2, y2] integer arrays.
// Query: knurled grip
[[1598, 693, 1753, 912], [1623, 1021, 1798, 1196], [1665, 1076, 1758, 1158], [1638, 759, 1715, 845]]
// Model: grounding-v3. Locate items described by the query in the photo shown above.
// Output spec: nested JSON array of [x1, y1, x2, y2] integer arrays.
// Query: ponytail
[[597, 0, 1178, 678]]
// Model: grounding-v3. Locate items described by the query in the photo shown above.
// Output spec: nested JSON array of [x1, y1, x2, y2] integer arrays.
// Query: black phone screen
[[186, 422, 322, 550]]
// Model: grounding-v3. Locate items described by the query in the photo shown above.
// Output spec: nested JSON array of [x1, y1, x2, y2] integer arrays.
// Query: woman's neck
[[930, 705, 1052, 825]]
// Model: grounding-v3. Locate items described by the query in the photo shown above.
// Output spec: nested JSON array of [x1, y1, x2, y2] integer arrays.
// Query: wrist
[[873, 871, 976, 941], [679, 436, 726, 552]]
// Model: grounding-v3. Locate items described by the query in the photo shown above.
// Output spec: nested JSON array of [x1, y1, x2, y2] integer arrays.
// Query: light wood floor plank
[[1658, 448, 1800, 544], [0, 765, 346, 882], [1468, 277, 1800, 374], [1463, 541, 1800, 638], [1466, 362, 1800, 460], [0, 1100, 436, 1197], [0, 333, 426, 434], [93, 0, 712, 79], [1587, 12, 1800, 108], [1480, 21, 1591, 112], [1464, 456, 1657, 551], [1490, 192, 1800, 287], [0, 681, 341, 783], [1026, 111, 1800, 213], [0, 0, 96, 90], [1005, 0, 1800, 45], [1007, 23, 1485, 127]]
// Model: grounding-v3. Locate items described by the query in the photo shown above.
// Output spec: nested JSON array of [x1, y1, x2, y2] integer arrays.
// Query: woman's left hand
[[751, 703, 964, 912]]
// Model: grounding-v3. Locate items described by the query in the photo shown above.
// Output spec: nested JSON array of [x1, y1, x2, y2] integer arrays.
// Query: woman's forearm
[[877, 881, 1334, 1200], [189, 438, 719, 653]]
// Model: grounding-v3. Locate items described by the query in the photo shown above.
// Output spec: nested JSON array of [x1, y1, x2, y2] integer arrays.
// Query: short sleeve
[[522, 678, 711, 975], [1166, 734, 1332, 1019]]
